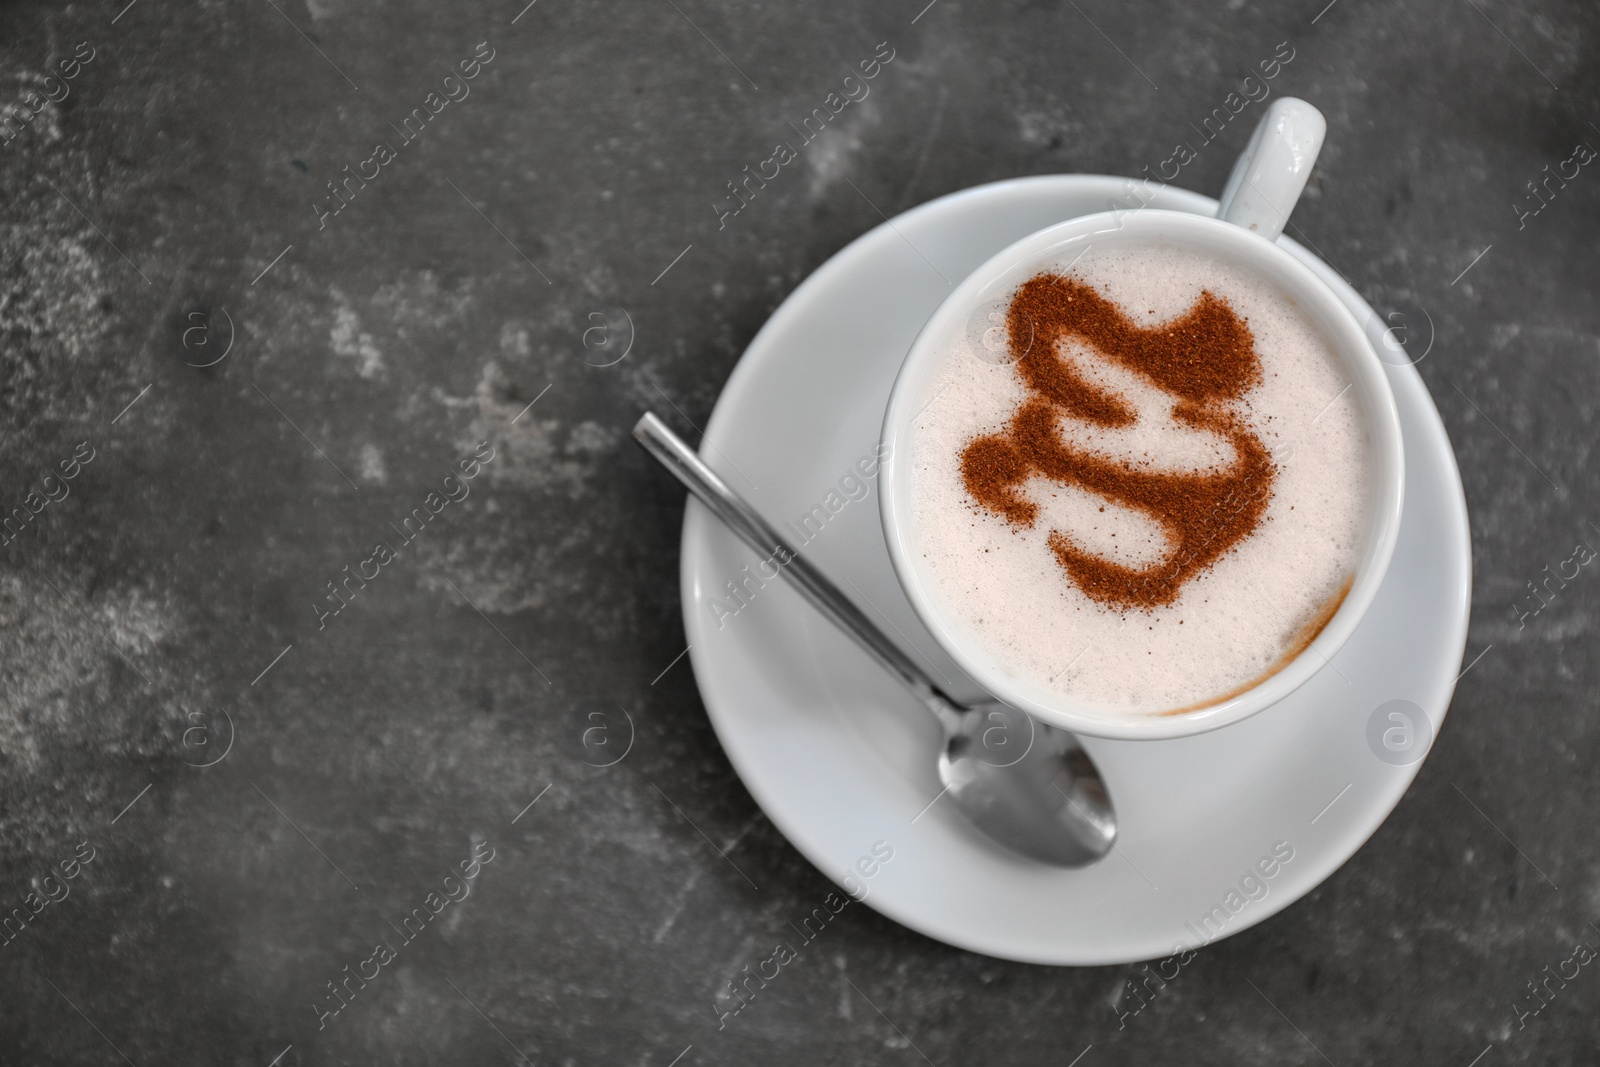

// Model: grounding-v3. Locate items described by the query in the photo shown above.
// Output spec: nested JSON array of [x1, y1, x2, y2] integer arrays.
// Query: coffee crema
[[907, 243, 1369, 715]]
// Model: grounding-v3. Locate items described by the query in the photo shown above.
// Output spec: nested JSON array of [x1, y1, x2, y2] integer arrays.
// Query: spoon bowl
[[939, 701, 1115, 866]]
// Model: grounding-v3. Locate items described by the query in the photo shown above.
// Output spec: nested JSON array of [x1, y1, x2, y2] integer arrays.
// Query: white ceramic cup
[[878, 98, 1405, 741]]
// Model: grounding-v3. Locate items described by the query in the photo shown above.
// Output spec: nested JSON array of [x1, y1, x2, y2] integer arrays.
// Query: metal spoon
[[633, 413, 1117, 867]]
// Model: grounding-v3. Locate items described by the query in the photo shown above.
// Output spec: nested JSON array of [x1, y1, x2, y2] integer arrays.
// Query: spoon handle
[[633, 412, 954, 711]]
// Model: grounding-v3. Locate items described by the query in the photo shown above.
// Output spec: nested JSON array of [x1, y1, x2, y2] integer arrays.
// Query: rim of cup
[[879, 208, 1405, 741]]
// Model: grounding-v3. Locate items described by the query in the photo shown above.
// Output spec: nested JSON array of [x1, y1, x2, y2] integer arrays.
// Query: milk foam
[[907, 243, 1369, 714]]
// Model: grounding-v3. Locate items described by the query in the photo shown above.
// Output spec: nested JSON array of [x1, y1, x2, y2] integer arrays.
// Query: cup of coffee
[[879, 98, 1404, 741]]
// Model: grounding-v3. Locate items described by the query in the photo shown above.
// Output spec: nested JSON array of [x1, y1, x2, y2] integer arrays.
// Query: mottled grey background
[[0, 0, 1596, 1063]]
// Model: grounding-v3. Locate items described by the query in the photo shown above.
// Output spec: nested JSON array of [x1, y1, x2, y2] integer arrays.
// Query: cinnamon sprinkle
[[960, 273, 1276, 610]]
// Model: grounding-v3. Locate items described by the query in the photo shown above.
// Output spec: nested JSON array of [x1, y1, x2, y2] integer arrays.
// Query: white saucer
[[678, 176, 1471, 965]]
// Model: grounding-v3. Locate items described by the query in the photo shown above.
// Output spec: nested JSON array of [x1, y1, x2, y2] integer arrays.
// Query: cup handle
[[1215, 97, 1326, 241]]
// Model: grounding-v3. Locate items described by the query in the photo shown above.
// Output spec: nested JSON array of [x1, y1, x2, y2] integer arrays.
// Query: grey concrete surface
[[0, 0, 1597, 1063]]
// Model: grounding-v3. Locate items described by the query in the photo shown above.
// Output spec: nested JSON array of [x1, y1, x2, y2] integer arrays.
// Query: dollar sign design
[[961, 274, 1276, 611]]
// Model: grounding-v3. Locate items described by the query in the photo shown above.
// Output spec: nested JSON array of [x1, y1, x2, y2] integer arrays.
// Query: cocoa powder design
[[960, 272, 1276, 610]]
